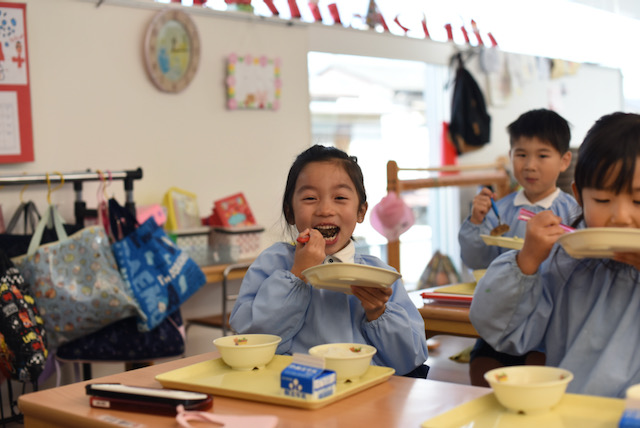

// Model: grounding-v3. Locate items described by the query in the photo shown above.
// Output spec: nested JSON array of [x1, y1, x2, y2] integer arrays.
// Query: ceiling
[[567, 0, 640, 20]]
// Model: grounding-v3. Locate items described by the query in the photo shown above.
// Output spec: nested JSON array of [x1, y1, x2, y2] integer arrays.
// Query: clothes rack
[[0, 168, 144, 422], [0, 168, 143, 226]]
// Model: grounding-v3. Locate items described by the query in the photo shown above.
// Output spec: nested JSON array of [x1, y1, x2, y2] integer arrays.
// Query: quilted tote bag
[[112, 217, 206, 332], [11, 205, 142, 348]]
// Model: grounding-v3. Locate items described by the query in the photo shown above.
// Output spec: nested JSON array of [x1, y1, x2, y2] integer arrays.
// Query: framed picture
[[226, 53, 281, 110], [143, 9, 201, 93], [0, 2, 33, 164]]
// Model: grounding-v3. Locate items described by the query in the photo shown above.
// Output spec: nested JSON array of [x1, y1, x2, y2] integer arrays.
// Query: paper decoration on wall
[[226, 53, 281, 110], [0, 2, 33, 164]]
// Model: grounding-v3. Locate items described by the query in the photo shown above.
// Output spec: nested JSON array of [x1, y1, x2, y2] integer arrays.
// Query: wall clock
[[144, 9, 200, 93]]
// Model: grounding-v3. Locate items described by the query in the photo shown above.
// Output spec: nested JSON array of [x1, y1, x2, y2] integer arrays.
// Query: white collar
[[513, 188, 560, 209], [323, 241, 355, 264]]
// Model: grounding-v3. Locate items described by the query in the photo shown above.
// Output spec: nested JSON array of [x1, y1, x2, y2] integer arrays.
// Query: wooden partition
[[385, 160, 510, 273]]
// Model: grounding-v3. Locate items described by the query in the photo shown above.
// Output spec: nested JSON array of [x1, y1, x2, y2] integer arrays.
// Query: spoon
[[490, 198, 510, 236], [517, 208, 575, 233]]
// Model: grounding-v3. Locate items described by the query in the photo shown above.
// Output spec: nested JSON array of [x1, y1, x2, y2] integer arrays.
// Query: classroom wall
[[1, 0, 312, 244], [0, 0, 623, 248]]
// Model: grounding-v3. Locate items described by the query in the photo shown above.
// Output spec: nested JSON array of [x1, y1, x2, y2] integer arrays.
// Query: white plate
[[557, 228, 640, 258], [480, 235, 524, 250], [302, 263, 401, 294]]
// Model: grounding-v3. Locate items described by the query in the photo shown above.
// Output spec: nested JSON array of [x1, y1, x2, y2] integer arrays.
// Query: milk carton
[[281, 354, 336, 400]]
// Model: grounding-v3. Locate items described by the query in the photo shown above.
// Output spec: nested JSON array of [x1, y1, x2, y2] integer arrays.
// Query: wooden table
[[200, 261, 252, 283], [19, 352, 489, 428], [409, 290, 479, 339]]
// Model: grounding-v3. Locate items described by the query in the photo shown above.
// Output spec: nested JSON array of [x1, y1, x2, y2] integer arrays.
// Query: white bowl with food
[[484, 366, 573, 414], [308, 343, 377, 381], [213, 334, 281, 371]]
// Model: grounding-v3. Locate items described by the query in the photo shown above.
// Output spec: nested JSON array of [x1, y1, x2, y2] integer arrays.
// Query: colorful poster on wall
[[226, 53, 281, 110], [0, 2, 33, 163]]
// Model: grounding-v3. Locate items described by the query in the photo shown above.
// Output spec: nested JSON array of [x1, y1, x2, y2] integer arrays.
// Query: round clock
[[144, 9, 201, 93]]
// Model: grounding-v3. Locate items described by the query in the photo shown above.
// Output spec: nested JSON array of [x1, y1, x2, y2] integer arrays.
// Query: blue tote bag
[[112, 217, 206, 331]]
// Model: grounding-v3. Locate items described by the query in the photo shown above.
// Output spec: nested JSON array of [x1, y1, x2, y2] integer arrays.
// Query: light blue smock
[[469, 235, 640, 398], [458, 189, 579, 269], [229, 242, 429, 376]]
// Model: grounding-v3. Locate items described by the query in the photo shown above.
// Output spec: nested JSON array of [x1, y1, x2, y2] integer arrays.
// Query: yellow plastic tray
[[421, 392, 624, 428], [155, 355, 395, 410]]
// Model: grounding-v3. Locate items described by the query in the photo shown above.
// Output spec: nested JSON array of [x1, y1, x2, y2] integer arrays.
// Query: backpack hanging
[[448, 52, 491, 154]]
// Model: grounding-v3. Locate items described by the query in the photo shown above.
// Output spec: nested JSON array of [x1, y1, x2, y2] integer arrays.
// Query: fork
[[518, 208, 575, 233]]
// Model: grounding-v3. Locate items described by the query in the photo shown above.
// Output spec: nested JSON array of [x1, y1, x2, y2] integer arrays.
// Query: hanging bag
[[448, 53, 492, 154], [57, 198, 187, 364], [113, 216, 206, 332], [11, 205, 142, 348], [0, 249, 48, 382], [0, 201, 82, 258]]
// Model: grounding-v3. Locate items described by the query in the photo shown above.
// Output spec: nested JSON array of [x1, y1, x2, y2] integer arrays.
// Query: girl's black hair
[[507, 108, 571, 154], [574, 112, 640, 198], [282, 145, 367, 225]]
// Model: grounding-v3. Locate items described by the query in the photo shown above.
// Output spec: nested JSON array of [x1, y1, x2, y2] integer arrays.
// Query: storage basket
[[168, 226, 212, 266], [210, 225, 264, 263]]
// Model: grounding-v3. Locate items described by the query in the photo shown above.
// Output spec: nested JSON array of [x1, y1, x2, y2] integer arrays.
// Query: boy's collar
[[513, 188, 560, 208], [323, 241, 355, 264]]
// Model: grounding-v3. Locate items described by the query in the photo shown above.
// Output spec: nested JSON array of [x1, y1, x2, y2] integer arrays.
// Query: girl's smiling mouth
[[315, 224, 339, 241]]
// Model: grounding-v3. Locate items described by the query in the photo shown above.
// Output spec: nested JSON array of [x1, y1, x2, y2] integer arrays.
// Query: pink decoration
[[488, 32, 498, 47], [394, 15, 409, 34], [328, 3, 341, 24], [444, 23, 453, 41], [461, 26, 469, 43], [288, 0, 301, 18], [228, 99, 238, 110], [263, 0, 279, 15], [471, 19, 484, 46], [308, 1, 322, 21], [370, 192, 415, 241], [422, 14, 430, 39]]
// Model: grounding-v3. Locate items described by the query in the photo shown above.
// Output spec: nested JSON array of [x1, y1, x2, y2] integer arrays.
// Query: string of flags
[[185, 0, 498, 47]]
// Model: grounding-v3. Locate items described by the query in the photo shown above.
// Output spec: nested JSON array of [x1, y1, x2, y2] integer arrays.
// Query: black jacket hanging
[[448, 53, 491, 154]]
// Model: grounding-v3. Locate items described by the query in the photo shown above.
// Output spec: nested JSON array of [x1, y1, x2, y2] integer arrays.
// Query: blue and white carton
[[281, 353, 336, 400]]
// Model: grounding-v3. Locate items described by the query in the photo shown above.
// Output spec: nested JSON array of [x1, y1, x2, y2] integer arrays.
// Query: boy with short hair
[[457, 108, 580, 385]]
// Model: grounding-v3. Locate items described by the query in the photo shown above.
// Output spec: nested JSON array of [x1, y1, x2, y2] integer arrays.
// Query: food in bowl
[[484, 366, 573, 414], [213, 334, 281, 371], [308, 343, 376, 381]]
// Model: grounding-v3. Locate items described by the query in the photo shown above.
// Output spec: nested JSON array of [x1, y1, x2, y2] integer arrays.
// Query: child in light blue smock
[[470, 112, 640, 398], [230, 145, 429, 377], [459, 109, 580, 385], [459, 109, 578, 270]]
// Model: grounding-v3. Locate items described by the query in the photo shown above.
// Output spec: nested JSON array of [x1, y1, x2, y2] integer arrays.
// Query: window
[[308, 52, 460, 289]]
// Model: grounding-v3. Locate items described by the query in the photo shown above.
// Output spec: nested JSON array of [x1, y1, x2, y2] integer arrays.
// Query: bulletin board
[[0, 2, 33, 163], [226, 53, 281, 110]]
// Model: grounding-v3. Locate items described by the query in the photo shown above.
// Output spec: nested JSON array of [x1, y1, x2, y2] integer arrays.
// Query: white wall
[[0, 0, 622, 247], [1, 0, 312, 245]]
